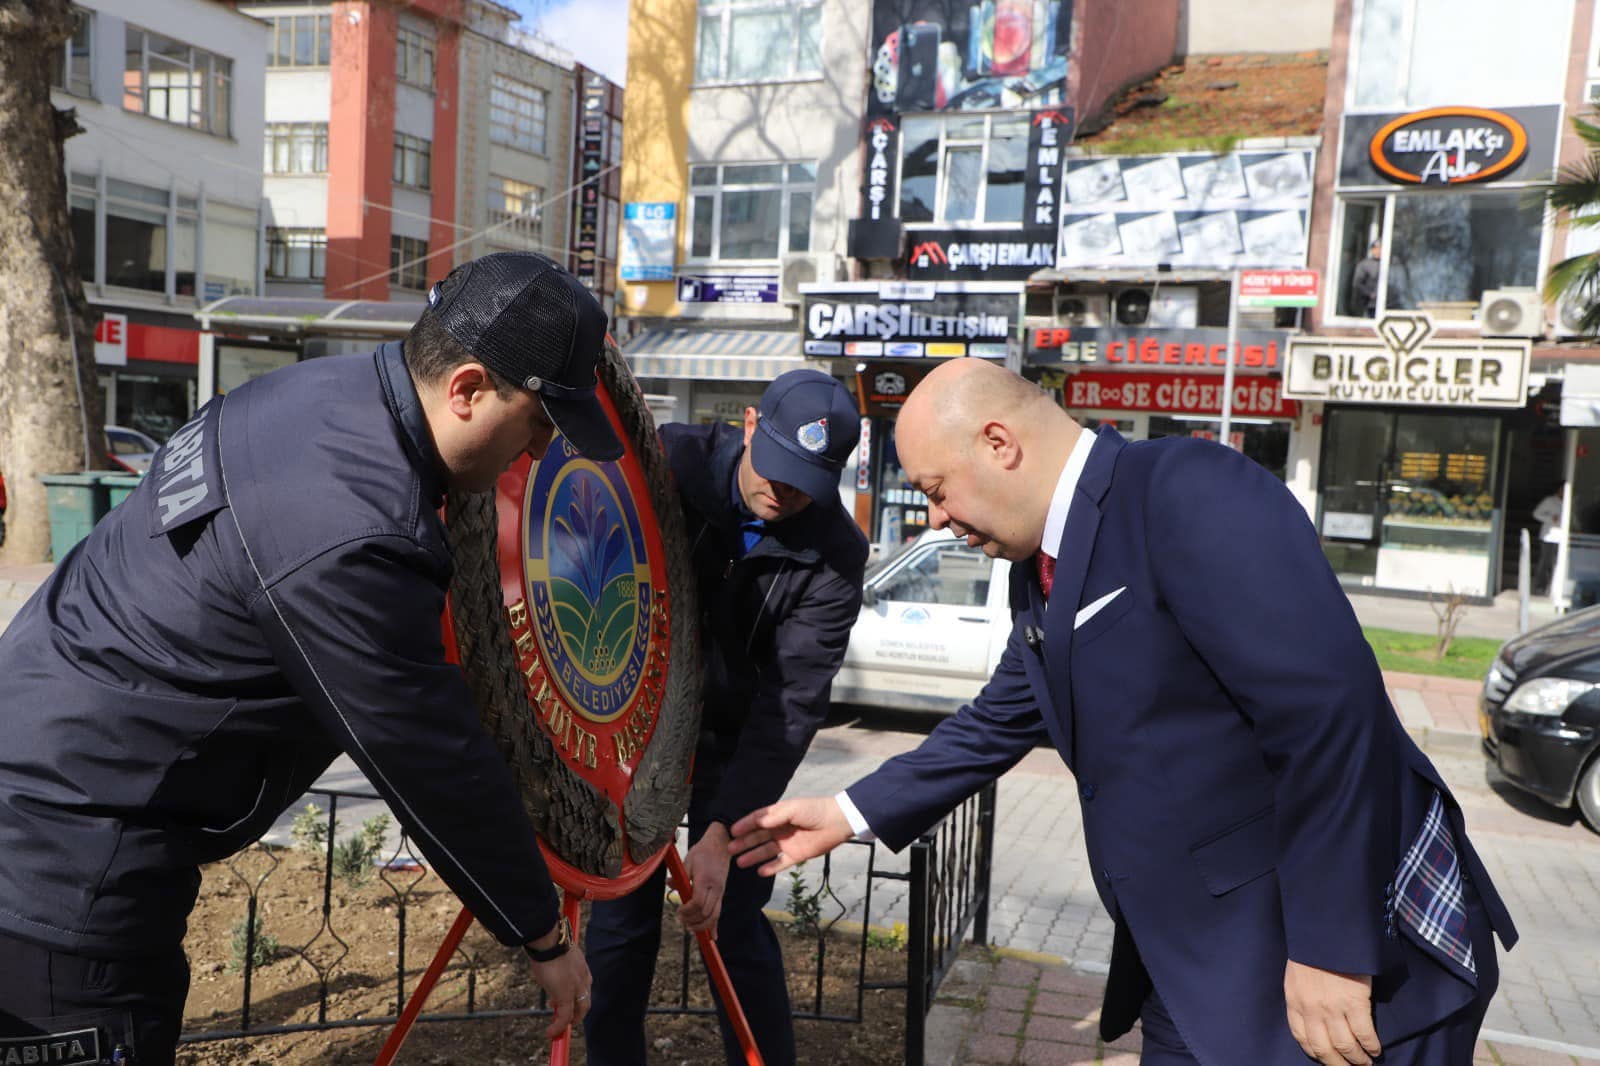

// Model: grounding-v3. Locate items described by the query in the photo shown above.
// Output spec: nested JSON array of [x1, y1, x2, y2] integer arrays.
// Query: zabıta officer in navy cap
[[0, 252, 616, 1062], [584, 370, 870, 1066]]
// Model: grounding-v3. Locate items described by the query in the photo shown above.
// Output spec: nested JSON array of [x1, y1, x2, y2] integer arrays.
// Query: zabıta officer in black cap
[[584, 370, 870, 1066], [0, 252, 617, 1062]]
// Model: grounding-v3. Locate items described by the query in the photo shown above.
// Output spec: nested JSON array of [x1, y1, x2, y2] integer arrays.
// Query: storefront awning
[[195, 296, 426, 338], [622, 328, 811, 381]]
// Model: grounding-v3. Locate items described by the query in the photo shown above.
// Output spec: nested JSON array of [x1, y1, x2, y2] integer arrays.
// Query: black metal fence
[[183, 781, 996, 1064]]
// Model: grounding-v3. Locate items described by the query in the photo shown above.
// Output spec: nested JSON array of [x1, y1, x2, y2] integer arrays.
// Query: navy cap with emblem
[[426, 251, 623, 461], [749, 369, 861, 506]]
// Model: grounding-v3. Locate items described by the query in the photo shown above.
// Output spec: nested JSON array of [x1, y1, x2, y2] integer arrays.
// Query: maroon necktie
[[1036, 552, 1055, 599]]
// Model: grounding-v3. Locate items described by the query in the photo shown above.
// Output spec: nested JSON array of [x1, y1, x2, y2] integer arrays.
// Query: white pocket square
[[1075, 586, 1127, 630]]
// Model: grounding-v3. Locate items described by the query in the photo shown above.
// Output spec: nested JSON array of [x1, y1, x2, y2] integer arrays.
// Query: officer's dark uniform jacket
[[660, 422, 868, 828], [0, 344, 559, 957]]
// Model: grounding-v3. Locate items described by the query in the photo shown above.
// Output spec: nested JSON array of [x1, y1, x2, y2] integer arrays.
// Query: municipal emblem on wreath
[[523, 443, 655, 726], [797, 418, 828, 453]]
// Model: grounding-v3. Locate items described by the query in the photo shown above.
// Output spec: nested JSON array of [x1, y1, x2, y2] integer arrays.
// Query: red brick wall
[[1070, 0, 1182, 126], [326, 0, 397, 300]]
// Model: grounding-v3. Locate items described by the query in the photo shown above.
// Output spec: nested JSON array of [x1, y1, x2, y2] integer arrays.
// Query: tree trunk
[[0, 0, 107, 565]]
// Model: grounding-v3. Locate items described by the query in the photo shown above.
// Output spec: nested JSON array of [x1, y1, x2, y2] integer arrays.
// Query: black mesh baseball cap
[[427, 252, 623, 462], [749, 370, 861, 506]]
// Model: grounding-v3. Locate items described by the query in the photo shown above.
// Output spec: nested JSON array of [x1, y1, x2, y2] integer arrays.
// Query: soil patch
[[1079, 53, 1329, 152], [177, 849, 908, 1064]]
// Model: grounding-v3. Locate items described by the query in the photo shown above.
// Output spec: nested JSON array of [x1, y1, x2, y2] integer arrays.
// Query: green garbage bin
[[39, 472, 110, 562], [101, 472, 144, 510]]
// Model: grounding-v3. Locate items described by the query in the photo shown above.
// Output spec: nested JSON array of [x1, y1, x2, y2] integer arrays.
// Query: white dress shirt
[[836, 425, 1101, 839]]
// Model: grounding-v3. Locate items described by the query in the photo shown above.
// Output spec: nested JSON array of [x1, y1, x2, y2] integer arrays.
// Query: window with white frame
[[390, 235, 429, 290], [396, 26, 435, 89], [1349, 0, 1568, 108], [688, 162, 814, 261], [123, 24, 233, 137], [50, 6, 93, 96], [264, 122, 328, 174], [266, 228, 326, 281], [490, 75, 548, 155], [899, 114, 1027, 225], [488, 177, 542, 246], [393, 132, 432, 189], [263, 13, 330, 67], [1328, 191, 1544, 322], [695, 0, 822, 84]]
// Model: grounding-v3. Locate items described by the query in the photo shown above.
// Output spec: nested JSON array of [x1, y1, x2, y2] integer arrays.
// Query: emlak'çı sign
[[801, 286, 1018, 359], [1285, 314, 1530, 407], [1338, 105, 1559, 190], [1369, 107, 1528, 186]]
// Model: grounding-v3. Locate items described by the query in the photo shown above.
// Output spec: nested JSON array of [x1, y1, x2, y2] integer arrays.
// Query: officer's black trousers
[[0, 932, 188, 1065], [583, 747, 797, 1066]]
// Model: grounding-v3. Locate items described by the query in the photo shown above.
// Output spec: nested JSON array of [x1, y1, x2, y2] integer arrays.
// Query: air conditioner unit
[[1113, 285, 1198, 328], [779, 252, 841, 305], [1555, 288, 1595, 338], [1056, 292, 1110, 329], [1478, 288, 1544, 337]]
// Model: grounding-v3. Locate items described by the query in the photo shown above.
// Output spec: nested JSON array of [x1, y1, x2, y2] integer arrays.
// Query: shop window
[[488, 176, 542, 248], [396, 26, 435, 90], [123, 24, 232, 137], [113, 373, 190, 443], [695, 0, 822, 84], [1318, 407, 1502, 595], [266, 228, 326, 282], [264, 123, 328, 175], [1329, 191, 1543, 323], [1147, 416, 1289, 482], [1387, 193, 1541, 314], [900, 114, 1027, 225], [687, 162, 815, 262], [390, 235, 429, 290], [490, 75, 547, 156], [50, 6, 93, 97], [1351, 0, 1568, 108], [393, 133, 432, 190]]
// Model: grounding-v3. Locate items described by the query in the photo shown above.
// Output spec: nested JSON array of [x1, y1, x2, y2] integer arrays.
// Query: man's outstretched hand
[[728, 796, 854, 876]]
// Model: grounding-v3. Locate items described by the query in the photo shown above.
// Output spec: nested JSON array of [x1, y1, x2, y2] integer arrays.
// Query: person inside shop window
[[1533, 489, 1565, 595], [1349, 238, 1382, 318]]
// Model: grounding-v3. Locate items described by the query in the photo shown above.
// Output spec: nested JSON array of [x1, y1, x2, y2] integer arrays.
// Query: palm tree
[[1544, 113, 1600, 336]]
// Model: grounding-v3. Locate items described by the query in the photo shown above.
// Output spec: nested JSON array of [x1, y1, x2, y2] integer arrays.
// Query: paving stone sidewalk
[[927, 950, 1600, 1065]]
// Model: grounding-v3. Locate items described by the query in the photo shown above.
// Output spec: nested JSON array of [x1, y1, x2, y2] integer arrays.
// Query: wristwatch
[[523, 916, 572, 963]]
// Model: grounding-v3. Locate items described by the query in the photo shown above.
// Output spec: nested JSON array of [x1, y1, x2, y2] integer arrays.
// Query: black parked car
[[1481, 604, 1600, 832]]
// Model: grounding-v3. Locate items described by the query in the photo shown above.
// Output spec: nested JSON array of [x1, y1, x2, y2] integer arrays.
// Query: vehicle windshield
[[865, 536, 925, 583]]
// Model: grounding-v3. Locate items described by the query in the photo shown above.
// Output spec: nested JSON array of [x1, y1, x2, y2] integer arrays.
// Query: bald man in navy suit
[[730, 359, 1515, 1064]]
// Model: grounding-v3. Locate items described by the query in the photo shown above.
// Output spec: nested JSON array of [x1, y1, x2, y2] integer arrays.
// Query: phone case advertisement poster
[[869, 0, 1073, 116], [1059, 149, 1315, 269]]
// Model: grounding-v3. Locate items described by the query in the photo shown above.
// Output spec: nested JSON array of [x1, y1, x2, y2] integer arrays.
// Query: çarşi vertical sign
[[863, 116, 899, 224], [573, 75, 608, 285]]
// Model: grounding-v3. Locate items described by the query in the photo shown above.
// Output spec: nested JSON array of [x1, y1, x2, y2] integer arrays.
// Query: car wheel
[[1576, 753, 1600, 835]]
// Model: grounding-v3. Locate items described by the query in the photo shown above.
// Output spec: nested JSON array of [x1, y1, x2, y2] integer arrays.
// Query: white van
[[832, 529, 1013, 714]]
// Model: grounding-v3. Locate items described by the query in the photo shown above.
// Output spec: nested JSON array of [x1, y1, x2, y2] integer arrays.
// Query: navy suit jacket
[[850, 429, 1517, 1062]]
